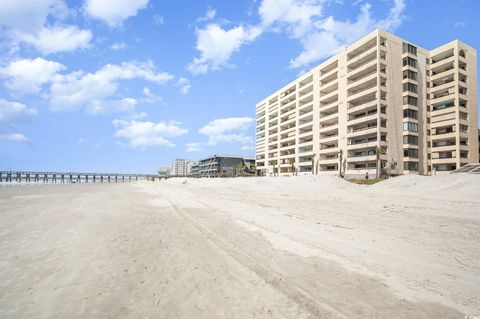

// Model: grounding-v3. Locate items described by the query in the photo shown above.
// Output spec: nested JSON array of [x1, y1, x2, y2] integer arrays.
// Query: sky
[[0, 0, 479, 173]]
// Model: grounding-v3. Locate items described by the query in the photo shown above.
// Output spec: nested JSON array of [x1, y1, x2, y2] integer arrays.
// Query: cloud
[[0, 132, 30, 143], [289, 3, 373, 68], [49, 60, 173, 114], [0, 57, 66, 94], [187, 24, 262, 74], [0, 99, 36, 144], [177, 77, 191, 95], [287, 0, 406, 68], [454, 21, 466, 28], [153, 14, 164, 25], [113, 119, 188, 149], [197, 8, 216, 23], [111, 42, 127, 50], [186, 142, 202, 152], [0, 99, 37, 124], [84, 0, 149, 27], [0, 0, 68, 33], [13, 26, 92, 54], [199, 117, 253, 145], [142, 87, 162, 104], [258, 0, 323, 38], [0, 1, 92, 54], [188, 0, 406, 72]]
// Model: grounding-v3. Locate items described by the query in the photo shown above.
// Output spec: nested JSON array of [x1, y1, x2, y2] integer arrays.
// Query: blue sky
[[0, 0, 478, 173]]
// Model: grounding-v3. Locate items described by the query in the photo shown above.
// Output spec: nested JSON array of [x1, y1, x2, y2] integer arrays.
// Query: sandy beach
[[0, 175, 479, 318]]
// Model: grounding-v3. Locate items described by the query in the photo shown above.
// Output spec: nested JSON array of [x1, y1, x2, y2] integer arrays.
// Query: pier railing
[[0, 171, 161, 183]]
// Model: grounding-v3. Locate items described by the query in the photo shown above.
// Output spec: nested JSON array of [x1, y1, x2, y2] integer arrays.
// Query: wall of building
[[255, 28, 479, 177]]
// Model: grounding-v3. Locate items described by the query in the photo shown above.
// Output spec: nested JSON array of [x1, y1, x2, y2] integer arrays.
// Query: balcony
[[347, 124, 378, 138], [298, 84, 313, 98], [320, 60, 338, 77], [347, 86, 378, 105], [431, 86, 455, 101], [299, 125, 313, 136], [298, 94, 314, 108], [348, 76, 377, 96], [280, 122, 296, 132], [280, 85, 296, 99], [299, 115, 313, 127], [431, 49, 454, 65], [299, 75, 313, 88], [319, 112, 338, 124], [347, 60, 377, 85], [431, 61, 455, 80], [319, 132, 338, 144], [347, 38, 377, 63], [347, 154, 377, 163], [347, 136, 379, 150], [320, 72, 338, 87], [431, 74, 455, 88], [348, 111, 378, 126], [319, 89, 338, 104], [299, 104, 313, 117]]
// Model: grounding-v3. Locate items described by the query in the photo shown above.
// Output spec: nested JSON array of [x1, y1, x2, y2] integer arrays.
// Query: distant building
[[158, 167, 171, 177], [171, 158, 193, 176], [190, 162, 200, 177], [198, 155, 256, 177]]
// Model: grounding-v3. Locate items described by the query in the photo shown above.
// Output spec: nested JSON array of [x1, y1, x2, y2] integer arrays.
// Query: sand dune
[[0, 175, 479, 318]]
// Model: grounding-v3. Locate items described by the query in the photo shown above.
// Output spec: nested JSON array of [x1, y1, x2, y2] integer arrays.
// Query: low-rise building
[[158, 167, 171, 177], [198, 155, 256, 177], [190, 162, 200, 177]]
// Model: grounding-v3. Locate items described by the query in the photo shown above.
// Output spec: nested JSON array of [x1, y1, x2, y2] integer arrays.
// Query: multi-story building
[[190, 162, 200, 177], [256, 29, 478, 177], [198, 155, 256, 177], [171, 158, 193, 176]]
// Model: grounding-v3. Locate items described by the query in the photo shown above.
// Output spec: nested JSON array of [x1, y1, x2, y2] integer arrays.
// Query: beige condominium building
[[255, 29, 478, 177]]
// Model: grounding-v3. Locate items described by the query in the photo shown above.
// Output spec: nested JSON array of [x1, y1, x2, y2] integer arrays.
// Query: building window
[[403, 95, 418, 106], [403, 122, 418, 132], [403, 109, 418, 119], [403, 70, 417, 81], [404, 161, 419, 171], [403, 43, 417, 56], [432, 99, 454, 111], [404, 148, 419, 158], [403, 82, 417, 93], [403, 57, 417, 68], [403, 135, 418, 145]]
